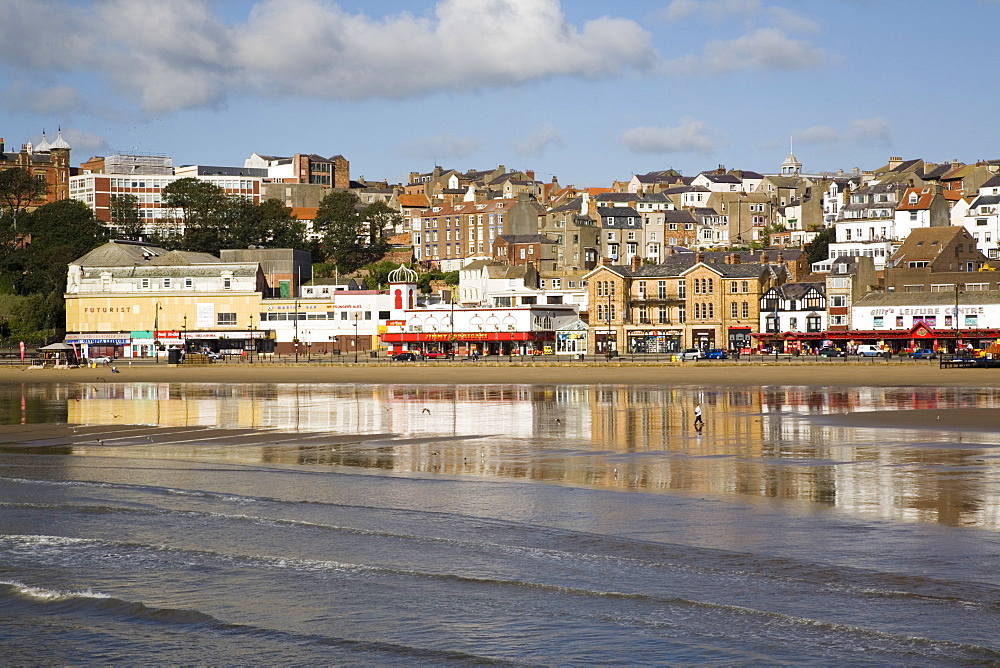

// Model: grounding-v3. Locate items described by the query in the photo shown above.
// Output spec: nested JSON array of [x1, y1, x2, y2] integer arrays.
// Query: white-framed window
[[163, 278, 171, 289], [217, 313, 237, 326], [140, 278, 150, 289]]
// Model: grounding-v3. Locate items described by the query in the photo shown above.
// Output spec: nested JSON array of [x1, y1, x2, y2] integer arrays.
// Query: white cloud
[[783, 118, 891, 147], [0, 0, 660, 114], [701, 28, 826, 72], [513, 123, 565, 158], [846, 118, 891, 144], [791, 126, 838, 144], [57, 128, 113, 157], [621, 118, 717, 155], [661, 0, 763, 23], [2, 83, 88, 115], [398, 133, 481, 160]]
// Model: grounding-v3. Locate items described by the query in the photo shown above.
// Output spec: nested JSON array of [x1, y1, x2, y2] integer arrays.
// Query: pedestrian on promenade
[[694, 403, 703, 429]]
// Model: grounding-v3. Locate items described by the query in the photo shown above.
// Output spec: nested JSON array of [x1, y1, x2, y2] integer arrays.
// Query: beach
[[6, 359, 1000, 388]]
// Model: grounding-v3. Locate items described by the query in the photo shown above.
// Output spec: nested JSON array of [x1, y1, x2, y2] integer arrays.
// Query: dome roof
[[34, 131, 51, 153], [49, 128, 71, 150], [388, 264, 418, 283]]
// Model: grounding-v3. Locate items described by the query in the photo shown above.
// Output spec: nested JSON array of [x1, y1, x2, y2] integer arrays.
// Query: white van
[[856, 344, 888, 357]]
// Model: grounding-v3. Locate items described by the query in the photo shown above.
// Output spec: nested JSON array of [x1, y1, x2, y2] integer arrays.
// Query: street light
[[353, 313, 361, 363], [294, 298, 300, 363], [182, 314, 187, 354], [247, 314, 254, 364], [955, 283, 964, 353], [153, 302, 162, 363]]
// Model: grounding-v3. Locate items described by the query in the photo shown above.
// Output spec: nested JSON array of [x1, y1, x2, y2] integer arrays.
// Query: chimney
[[601, 257, 612, 266], [731, 252, 740, 265], [777, 252, 784, 265], [0, 138, 4, 153], [552, 175, 558, 183], [759, 252, 768, 264], [696, 252, 705, 264], [631, 255, 641, 271], [888, 157, 903, 170], [580, 192, 590, 216], [526, 170, 535, 181]]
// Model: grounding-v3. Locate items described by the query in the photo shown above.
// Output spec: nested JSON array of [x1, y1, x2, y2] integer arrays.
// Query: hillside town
[[4, 131, 1000, 362]]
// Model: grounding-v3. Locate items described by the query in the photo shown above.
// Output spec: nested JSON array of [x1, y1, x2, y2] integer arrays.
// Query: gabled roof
[[889, 226, 976, 262], [697, 172, 741, 184], [495, 234, 557, 244], [777, 282, 825, 299]]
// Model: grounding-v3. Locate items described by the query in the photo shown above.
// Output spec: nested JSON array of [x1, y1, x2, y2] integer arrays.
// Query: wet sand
[[5, 360, 1000, 388]]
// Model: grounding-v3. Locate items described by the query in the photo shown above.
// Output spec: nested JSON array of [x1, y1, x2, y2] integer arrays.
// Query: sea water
[[1, 381, 999, 665]]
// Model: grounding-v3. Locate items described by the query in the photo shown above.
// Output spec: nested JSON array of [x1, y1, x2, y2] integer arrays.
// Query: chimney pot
[[696, 252, 705, 264]]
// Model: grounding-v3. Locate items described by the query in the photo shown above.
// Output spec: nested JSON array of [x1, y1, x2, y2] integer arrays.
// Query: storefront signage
[[65, 337, 130, 345], [386, 320, 406, 326], [83, 306, 132, 313]]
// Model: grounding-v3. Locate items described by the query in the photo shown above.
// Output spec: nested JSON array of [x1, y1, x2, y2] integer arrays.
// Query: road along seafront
[[5, 358, 1000, 388]]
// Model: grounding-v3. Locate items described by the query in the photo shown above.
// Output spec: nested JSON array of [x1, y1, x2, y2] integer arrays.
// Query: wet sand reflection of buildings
[[52, 381, 1000, 529]]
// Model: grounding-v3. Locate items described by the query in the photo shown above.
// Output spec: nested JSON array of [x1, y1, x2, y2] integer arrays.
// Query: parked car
[[818, 347, 846, 358], [423, 351, 449, 359], [909, 348, 937, 359], [856, 344, 889, 358], [704, 348, 728, 359], [680, 348, 705, 361], [89, 355, 112, 365], [393, 352, 417, 362], [205, 351, 223, 360]]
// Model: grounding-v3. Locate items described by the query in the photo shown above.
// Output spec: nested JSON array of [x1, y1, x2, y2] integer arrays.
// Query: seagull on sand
[[422, 407, 431, 414]]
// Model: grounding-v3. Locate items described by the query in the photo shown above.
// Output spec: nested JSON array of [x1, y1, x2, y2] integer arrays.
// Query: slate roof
[[776, 282, 825, 299], [495, 234, 557, 244], [855, 290, 1000, 308], [698, 173, 741, 184]]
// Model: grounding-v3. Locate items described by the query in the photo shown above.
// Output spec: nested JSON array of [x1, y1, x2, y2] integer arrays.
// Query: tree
[[14, 199, 108, 296], [109, 193, 143, 240], [804, 227, 834, 265], [315, 191, 365, 271], [360, 200, 400, 255], [163, 178, 229, 252], [0, 167, 48, 231]]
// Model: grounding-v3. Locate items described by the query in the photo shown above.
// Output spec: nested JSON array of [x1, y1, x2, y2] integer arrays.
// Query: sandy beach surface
[[6, 359, 1000, 388]]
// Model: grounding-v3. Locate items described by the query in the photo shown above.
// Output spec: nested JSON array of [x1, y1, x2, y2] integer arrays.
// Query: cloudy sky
[[2, 0, 999, 186]]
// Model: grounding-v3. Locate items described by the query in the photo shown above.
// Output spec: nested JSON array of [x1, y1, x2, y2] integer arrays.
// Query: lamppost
[[182, 314, 187, 354], [955, 283, 963, 353], [247, 314, 254, 364], [153, 302, 162, 363], [294, 298, 300, 363], [353, 313, 360, 363]]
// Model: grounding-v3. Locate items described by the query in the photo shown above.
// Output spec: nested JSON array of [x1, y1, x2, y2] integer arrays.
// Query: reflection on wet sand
[[2, 381, 1000, 529]]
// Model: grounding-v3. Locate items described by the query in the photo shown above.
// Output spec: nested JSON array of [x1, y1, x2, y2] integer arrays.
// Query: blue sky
[[3, 0, 999, 187]]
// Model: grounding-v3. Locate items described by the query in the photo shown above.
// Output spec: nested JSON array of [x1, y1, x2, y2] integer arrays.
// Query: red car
[[423, 351, 450, 359]]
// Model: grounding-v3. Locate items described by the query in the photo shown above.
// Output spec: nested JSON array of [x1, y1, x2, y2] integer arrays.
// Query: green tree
[[315, 190, 364, 272], [163, 178, 229, 253], [109, 193, 143, 240], [15, 199, 108, 296], [804, 227, 834, 265], [360, 200, 400, 255], [0, 167, 48, 231]]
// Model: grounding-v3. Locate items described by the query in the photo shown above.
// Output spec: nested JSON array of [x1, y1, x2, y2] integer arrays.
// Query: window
[[223, 277, 232, 289], [730, 281, 738, 294], [741, 280, 749, 293], [217, 313, 237, 326], [678, 280, 686, 298], [163, 278, 171, 289], [658, 305, 667, 323], [678, 306, 686, 323], [830, 295, 846, 307], [874, 316, 884, 328], [742, 302, 749, 319], [658, 281, 666, 299], [830, 315, 846, 326], [140, 278, 150, 289], [731, 302, 738, 318]]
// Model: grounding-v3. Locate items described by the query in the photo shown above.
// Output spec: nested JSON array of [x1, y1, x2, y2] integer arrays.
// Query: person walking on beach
[[694, 403, 703, 429]]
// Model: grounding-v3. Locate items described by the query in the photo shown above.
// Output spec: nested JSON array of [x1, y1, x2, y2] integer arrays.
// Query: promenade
[[5, 355, 999, 388]]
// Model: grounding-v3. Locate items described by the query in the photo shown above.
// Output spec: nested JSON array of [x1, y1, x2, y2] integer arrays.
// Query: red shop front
[[381, 330, 553, 357]]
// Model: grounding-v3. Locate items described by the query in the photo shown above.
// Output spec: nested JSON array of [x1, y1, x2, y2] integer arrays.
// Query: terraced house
[[585, 252, 789, 355]]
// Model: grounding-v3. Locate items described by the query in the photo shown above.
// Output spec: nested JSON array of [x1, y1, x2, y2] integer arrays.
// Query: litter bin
[[167, 349, 182, 364], [369, 351, 378, 359]]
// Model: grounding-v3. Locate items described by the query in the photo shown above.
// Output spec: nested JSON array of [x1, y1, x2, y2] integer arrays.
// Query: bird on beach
[[422, 407, 431, 414]]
